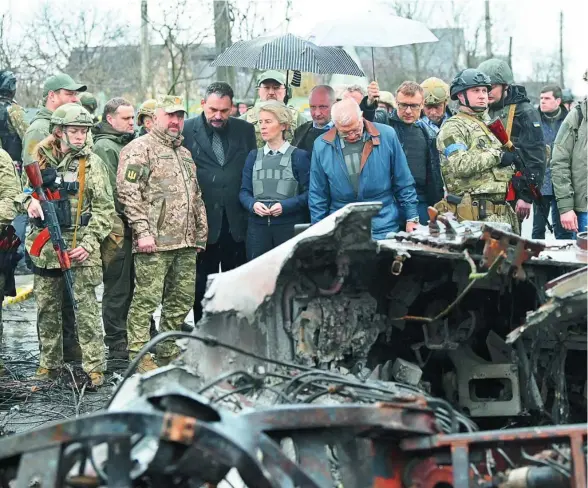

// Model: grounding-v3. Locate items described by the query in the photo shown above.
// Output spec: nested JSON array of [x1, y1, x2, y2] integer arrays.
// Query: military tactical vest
[[0, 99, 22, 162], [252, 146, 298, 201]]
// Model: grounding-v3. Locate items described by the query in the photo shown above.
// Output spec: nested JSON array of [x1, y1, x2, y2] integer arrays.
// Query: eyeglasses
[[337, 120, 363, 139], [397, 102, 422, 111], [310, 105, 330, 111]]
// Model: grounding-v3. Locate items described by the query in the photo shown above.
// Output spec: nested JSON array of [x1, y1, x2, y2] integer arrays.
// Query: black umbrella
[[211, 33, 365, 77]]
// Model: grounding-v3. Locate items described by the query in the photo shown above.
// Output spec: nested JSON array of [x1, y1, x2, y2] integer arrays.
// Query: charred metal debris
[[0, 203, 585, 487]]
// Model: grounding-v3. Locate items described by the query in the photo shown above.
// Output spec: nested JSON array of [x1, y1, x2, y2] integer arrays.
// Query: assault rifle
[[487, 117, 553, 234], [25, 161, 77, 310]]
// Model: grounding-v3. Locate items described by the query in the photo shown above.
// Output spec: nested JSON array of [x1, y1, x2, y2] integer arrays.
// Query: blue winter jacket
[[309, 120, 419, 239]]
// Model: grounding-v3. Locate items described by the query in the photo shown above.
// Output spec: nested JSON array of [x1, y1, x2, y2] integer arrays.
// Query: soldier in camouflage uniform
[[240, 71, 307, 147], [21, 73, 87, 362], [0, 71, 28, 163], [436, 69, 519, 233], [477, 59, 545, 227], [0, 70, 29, 276], [137, 99, 156, 136], [22, 104, 114, 386], [117, 95, 208, 372], [0, 148, 22, 374]]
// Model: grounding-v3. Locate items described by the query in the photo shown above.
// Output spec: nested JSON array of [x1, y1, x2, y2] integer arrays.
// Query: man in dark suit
[[182, 82, 256, 323]]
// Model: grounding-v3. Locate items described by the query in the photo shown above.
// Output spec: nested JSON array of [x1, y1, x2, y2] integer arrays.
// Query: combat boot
[[32, 367, 61, 381], [135, 354, 158, 374], [89, 372, 104, 387]]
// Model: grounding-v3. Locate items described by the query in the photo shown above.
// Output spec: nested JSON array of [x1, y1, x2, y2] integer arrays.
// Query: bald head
[[309, 85, 336, 127], [332, 99, 364, 143]]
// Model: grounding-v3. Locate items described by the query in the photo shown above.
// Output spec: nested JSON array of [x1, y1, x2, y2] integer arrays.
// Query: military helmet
[[137, 98, 156, 126], [0, 70, 17, 96], [79, 92, 98, 114], [477, 58, 514, 85], [561, 88, 574, 104], [50, 103, 94, 130], [378, 91, 397, 109], [421, 77, 450, 104], [450, 69, 492, 100]]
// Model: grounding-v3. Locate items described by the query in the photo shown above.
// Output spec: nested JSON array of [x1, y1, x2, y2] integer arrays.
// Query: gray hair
[[331, 99, 362, 125], [345, 84, 367, 97], [310, 84, 336, 103], [103, 97, 133, 122]]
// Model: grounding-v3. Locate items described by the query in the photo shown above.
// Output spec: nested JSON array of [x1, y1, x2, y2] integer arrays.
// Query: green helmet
[[477, 58, 514, 85], [137, 98, 156, 126], [50, 103, 94, 131], [79, 92, 98, 114], [450, 69, 492, 100], [421, 77, 450, 104], [561, 88, 574, 104]]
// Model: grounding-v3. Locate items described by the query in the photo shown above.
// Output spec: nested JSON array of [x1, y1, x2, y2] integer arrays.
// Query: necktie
[[212, 131, 225, 166]]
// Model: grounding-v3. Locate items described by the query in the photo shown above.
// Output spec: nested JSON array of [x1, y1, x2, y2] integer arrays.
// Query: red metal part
[[480, 224, 545, 280], [29, 227, 51, 257]]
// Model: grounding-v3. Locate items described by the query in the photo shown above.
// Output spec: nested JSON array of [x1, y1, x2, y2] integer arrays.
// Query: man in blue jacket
[[309, 99, 419, 239]]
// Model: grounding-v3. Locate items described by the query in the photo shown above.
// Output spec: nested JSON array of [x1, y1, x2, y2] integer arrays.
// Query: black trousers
[[102, 235, 133, 347], [246, 221, 295, 261], [193, 212, 246, 324]]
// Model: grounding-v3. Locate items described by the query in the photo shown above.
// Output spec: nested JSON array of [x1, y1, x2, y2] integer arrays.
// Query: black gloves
[[500, 151, 516, 167]]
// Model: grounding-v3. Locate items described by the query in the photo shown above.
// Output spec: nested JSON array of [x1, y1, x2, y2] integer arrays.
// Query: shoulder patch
[[442, 136, 456, 147], [533, 122, 541, 128], [124, 164, 141, 183]]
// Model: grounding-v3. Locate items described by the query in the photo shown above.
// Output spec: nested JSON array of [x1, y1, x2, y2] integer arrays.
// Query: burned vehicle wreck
[[188, 202, 587, 428], [0, 203, 585, 487]]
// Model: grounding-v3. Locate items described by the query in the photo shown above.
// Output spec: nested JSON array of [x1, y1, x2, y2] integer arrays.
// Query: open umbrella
[[306, 7, 438, 79], [211, 33, 365, 77]]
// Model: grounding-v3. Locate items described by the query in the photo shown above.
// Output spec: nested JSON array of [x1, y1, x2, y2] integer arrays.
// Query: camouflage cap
[[155, 94, 187, 115], [43, 73, 87, 96], [257, 70, 287, 87]]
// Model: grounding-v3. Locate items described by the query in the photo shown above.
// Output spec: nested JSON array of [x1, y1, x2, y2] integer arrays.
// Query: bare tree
[[148, 0, 211, 102]]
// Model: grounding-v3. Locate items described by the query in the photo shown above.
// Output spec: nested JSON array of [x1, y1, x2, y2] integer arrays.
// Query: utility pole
[[559, 11, 564, 87], [213, 0, 235, 88], [484, 0, 493, 59], [140, 0, 150, 100], [508, 37, 513, 72]]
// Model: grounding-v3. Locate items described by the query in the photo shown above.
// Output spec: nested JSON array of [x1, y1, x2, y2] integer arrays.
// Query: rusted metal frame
[[107, 436, 133, 488], [480, 225, 545, 279], [291, 433, 334, 487], [401, 424, 587, 488], [0, 412, 193, 460], [241, 403, 439, 436]]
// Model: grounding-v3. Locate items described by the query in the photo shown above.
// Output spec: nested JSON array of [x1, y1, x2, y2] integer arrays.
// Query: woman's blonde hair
[[258, 100, 293, 128]]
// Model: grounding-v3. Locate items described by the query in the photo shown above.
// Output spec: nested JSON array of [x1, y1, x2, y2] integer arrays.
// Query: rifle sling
[[71, 157, 87, 249]]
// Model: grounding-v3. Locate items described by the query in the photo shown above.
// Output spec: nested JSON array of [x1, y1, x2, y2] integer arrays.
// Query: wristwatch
[[407, 216, 420, 223]]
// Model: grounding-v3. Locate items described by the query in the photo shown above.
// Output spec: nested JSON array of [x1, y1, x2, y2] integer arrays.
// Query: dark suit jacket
[[182, 114, 256, 244]]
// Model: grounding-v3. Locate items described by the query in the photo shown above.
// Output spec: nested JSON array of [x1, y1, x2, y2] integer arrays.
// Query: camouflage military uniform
[[0, 149, 22, 342], [241, 102, 306, 147], [117, 95, 208, 362], [436, 109, 519, 233], [23, 105, 114, 376]]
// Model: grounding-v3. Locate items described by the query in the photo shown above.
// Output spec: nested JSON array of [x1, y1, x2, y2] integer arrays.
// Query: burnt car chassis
[[0, 364, 585, 488], [0, 203, 586, 487]]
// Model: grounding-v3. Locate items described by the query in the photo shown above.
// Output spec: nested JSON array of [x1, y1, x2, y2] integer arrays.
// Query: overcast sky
[[2, 0, 586, 95]]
